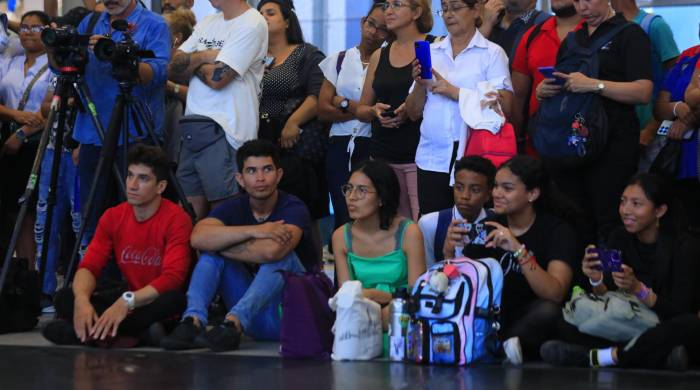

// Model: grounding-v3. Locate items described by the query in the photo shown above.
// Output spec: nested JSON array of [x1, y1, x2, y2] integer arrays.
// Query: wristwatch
[[338, 98, 350, 113], [596, 81, 605, 94], [121, 291, 136, 311], [14, 129, 27, 143]]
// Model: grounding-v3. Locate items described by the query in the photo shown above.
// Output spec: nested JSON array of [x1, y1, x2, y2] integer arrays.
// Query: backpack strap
[[394, 219, 411, 251], [525, 20, 547, 51], [509, 11, 551, 60], [640, 13, 660, 35], [336, 50, 347, 75], [434, 208, 454, 261], [85, 11, 102, 35], [344, 222, 353, 254]]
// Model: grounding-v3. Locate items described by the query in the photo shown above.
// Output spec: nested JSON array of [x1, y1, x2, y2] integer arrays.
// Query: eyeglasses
[[381, 1, 413, 11], [366, 18, 389, 36], [436, 3, 472, 17], [19, 25, 45, 33], [341, 183, 377, 199]]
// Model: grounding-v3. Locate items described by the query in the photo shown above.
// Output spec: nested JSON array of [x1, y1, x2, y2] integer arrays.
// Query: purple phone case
[[594, 249, 623, 273], [415, 41, 432, 80]]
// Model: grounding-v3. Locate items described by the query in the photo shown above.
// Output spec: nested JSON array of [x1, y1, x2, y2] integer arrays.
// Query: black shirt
[[557, 13, 652, 139], [605, 227, 700, 320], [490, 213, 578, 319], [490, 9, 550, 66], [370, 37, 435, 164]]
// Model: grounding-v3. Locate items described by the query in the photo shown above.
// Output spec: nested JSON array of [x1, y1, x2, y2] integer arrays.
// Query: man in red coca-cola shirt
[[42, 145, 193, 347]]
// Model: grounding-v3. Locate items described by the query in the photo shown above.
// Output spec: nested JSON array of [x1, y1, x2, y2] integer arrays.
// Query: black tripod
[[62, 79, 196, 288], [0, 70, 116, 296]]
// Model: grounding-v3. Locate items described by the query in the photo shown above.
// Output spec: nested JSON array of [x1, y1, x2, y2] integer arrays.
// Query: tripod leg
[[131, 101, 197, 222], [64, 94, 127, 287], [37, 91, 69, 293], [73, 80, 128, 198], [0, 90, 64, 294]]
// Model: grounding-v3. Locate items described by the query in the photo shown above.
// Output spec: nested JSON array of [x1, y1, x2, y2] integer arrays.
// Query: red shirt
[[79, 199, 193, 293], [682, 45, 700, 64], [512, 17, 583, 115]]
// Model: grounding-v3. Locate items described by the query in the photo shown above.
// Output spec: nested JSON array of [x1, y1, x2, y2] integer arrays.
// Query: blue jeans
[[34, 149, 81, 295], [183, 251, 305, 340]]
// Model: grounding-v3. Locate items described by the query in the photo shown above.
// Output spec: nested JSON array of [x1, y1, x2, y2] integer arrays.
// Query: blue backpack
[[530, 22, 633, 166]]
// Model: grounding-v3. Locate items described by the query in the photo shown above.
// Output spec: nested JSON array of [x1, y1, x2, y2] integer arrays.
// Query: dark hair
[[498, 155, 581, 222], [236, 139, 281, 172], [22, 10, 51, 26], [454, 156, 496, 188], [366, 1, 384, 17], [626, 173, 688, 234], [458, 0, 483, 28], [127, 144, 169, 182], [257, 0, 305, 45], [352, 159, 400, 230]]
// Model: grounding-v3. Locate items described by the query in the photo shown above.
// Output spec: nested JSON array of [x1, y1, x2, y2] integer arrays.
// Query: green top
[[344, 219, 411, 294]]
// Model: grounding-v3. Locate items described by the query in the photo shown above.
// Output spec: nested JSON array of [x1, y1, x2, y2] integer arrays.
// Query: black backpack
[[0, 258, 41, 334], [529, 22, 633, 167]]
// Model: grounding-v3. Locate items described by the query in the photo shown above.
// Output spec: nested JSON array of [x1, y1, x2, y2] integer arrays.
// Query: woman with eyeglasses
[[318, 2, 388, 237], [356, 0, 436, 221], [0, 11, 51, 266], [332, 160, 426, 337], [406, 0, 513, 215]]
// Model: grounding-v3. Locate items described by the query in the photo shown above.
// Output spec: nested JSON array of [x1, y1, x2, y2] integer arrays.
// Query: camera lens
[[41, 28, 58, 47], [94, 38, 116, 62]]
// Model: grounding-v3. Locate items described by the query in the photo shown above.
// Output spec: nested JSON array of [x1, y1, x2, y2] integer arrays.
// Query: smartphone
[[414, 41, 432, 80], [457, 222, 493, 246], [592, 248, 623, 273], [380, 110, 396, 118], [263, 55, 275, 68], [658, 119, 695, 140], [538, 66, 565, 85]]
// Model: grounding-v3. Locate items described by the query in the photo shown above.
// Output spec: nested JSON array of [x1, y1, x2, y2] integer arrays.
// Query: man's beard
[[552, 4, 577, 18]]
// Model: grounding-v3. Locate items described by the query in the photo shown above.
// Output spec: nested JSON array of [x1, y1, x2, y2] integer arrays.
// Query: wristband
[[173, 84, 180, 94], [589, 276, 603, 287], [672, 102, 681, 118], [635, 282, 651, 301]]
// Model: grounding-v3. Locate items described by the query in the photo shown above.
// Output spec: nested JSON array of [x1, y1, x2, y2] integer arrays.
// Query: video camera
[[94, 20, 154, 83], [41, 26, 90, 73]]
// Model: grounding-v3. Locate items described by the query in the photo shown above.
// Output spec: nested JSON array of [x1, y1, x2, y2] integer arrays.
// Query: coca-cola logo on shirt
[[120, 245, 162, 267]]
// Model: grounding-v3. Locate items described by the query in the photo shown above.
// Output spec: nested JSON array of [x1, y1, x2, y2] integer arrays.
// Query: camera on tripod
[[41, 26, 90, 73], [94, 20, 154, 83]]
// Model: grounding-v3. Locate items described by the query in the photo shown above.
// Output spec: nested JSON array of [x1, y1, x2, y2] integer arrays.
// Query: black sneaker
[[42, 319, 79, 345], [540, 340, 591, 367], [141, 322, 167, 347], [665, 345, 689, 372], [160, 317, 203, 350], [194, 321, 242, 352]]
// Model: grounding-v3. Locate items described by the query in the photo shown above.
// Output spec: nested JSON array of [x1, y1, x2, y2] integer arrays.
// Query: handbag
[[1, 64, 49, 145], [278, 270, 335, 359], [562, 289, 659, 343], [177, 115, 225, 153], [328, 280, 383, 361], [465, 123, 517, 167], [649, 139, 681, 177], [259, 96, 329, 163]]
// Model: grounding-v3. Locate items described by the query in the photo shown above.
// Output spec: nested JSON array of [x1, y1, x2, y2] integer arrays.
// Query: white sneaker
[[503, 337, 523, 365], [42, 305, 56, 315]]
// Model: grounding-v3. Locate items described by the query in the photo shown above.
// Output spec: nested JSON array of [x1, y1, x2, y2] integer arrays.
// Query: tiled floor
[[2, 319, 700, 389]]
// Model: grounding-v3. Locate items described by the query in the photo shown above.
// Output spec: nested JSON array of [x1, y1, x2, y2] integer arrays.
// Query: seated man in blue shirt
[[68, 0, 170, 246], [161, 139, 318, 352], [418, 156, 497, 266]]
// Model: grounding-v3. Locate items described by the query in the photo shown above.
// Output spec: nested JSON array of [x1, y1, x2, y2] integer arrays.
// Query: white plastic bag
[[328, 280, 383, 361]]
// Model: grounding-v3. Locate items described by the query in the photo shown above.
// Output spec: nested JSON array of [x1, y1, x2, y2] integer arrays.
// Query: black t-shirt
[[557, 13, 652, 139], [490, 213, 578, 317], [605, 227, 700, 319], [208, 191, 319, 270], [490, 9, 549, 66]]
